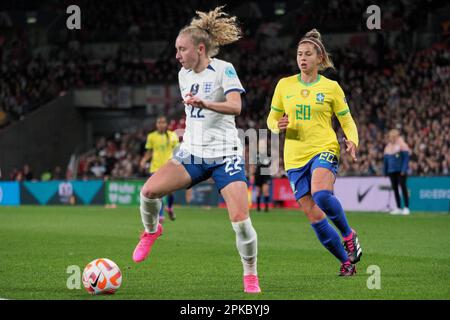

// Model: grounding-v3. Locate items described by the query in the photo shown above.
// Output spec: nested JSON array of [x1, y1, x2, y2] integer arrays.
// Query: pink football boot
[[132, 224, 163, 263], [243, 274, 261, 293]]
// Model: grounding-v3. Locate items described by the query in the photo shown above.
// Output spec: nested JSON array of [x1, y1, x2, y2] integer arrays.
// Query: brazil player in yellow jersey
[[267, 29, 362, 276], [140, 115, 179, 222]]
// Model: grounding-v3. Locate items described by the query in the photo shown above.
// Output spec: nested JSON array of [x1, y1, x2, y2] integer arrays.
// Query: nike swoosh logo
[[286, 95, 295, 99], [229, 171, 241, 176], [357, 185, 373, 202], [90, 274, 100, 288]]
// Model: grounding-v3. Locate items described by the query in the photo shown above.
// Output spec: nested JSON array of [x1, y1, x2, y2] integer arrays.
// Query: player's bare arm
[[140, 150, 153, 169], [184, 91, 242, 115]]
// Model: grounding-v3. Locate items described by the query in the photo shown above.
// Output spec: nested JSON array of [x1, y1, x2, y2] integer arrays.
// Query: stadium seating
[[0, 0, 448, 178]]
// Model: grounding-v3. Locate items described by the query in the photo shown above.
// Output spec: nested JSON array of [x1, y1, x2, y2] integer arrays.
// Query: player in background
[[267, 29, 362, 276], [384, 129, 410, 215], [140, 115, 179, 222], [252, 155, 272, 212], [132, 6, 261, 293]]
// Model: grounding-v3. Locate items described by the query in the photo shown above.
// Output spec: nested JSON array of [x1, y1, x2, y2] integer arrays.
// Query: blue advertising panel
[[21, 180, 104, 205], [0, 182, 20, 205], [408, 177, 450, 212]]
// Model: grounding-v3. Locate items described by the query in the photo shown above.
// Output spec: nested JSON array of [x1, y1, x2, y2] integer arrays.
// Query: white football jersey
[[178, 58, 245, 158]]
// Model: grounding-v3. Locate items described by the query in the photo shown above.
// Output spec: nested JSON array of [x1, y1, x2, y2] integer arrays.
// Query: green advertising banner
[[105, 180, 145, 206]]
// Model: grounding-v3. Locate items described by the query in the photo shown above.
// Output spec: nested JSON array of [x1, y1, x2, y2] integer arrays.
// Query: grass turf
[[0, 205, 448, 300]]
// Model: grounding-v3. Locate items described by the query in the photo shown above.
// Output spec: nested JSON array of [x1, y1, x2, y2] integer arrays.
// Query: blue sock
[[158, 200, 164, 218], [313, 190, 352, 238], [167, 194, 174, 209], [311, 219, 349, 263]]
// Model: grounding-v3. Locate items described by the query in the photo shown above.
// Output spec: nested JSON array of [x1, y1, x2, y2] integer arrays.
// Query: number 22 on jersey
[[190, 106, 205, 118]]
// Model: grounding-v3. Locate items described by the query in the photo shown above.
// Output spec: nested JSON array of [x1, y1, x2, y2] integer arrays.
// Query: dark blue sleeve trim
[[224, 88, 245, 95]]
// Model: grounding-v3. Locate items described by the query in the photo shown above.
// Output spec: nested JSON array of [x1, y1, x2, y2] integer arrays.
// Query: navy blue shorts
[[173, 150, 248, 192], [287, 152, 339, 201]]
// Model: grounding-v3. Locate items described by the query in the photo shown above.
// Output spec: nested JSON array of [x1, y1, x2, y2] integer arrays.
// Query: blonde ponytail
[[179, 6, 242, 57]]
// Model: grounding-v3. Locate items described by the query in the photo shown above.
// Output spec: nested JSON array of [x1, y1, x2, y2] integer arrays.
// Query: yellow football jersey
[[267, 74, 358, 170], [145, 130, 179, 173]]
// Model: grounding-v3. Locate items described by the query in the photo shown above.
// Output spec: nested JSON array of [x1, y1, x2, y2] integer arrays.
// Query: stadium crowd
[[72, 36, 449, 179], [1, 0, 449, 179]]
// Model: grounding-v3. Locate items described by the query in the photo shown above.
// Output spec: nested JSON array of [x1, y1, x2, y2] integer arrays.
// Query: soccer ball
[[82, 258, 122, 295]]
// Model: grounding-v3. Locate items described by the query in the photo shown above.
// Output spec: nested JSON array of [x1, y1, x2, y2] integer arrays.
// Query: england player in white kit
[[179, 57, 244, 159], [132, 6, 261, 294]]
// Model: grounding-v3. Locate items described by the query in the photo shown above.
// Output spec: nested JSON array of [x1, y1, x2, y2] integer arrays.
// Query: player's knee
[[299, 197, 325, 223], [299, 197, 315, 214], [141, 185, 163, 199]]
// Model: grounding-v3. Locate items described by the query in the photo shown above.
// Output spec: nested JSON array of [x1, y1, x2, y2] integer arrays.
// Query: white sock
[[140, 192, 162, 233], [231, 217, 258, 275], [241, 256, 257, 277]]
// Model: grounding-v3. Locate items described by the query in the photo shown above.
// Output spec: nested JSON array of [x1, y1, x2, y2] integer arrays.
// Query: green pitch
[[0, 206, 448, 300]]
